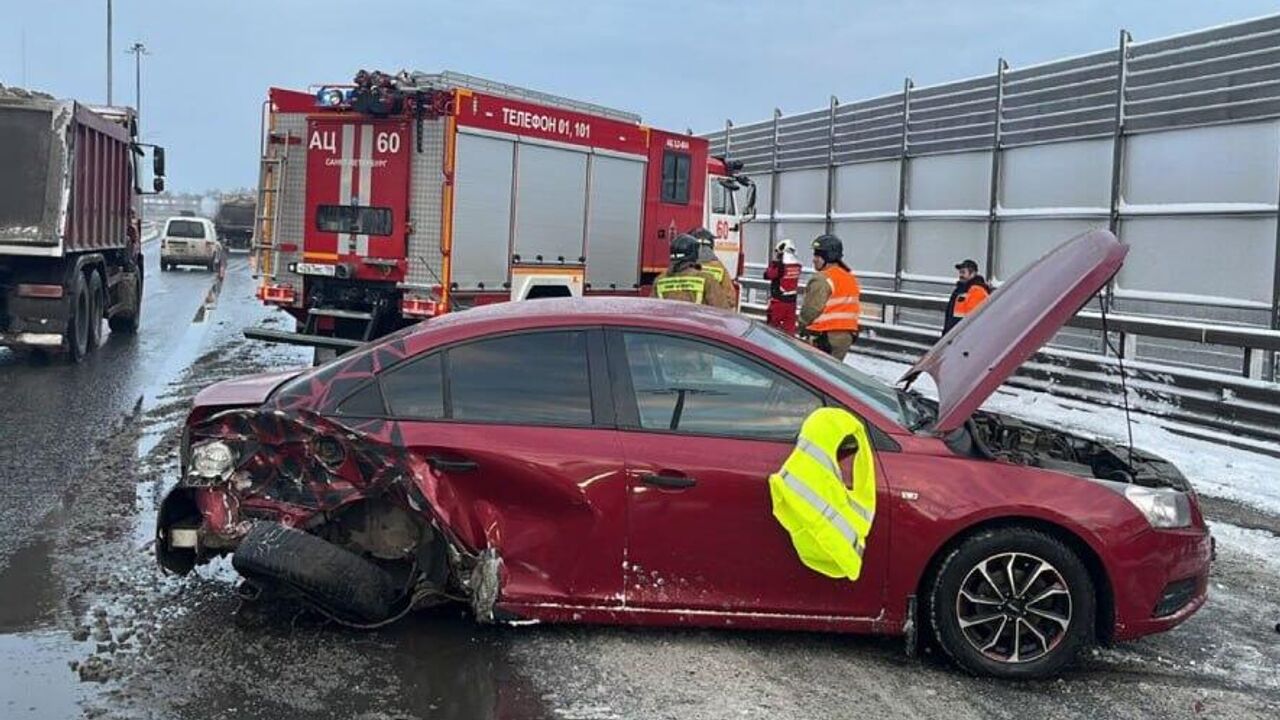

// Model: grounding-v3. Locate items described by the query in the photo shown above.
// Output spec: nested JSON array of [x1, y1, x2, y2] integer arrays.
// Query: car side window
[[620, 332, 822, 441], [380, 353, 444, 419], [447, 331, 593, 426]]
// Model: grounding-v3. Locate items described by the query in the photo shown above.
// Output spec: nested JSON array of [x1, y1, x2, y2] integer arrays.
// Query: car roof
[[403, 297, 756, 342], [165, 217, 212, 227]]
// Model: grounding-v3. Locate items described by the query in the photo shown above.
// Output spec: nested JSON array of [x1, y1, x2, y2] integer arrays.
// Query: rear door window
[[379, 353, 443, 419], [447, 331, 593, 426], [166, 220, 206, 238]]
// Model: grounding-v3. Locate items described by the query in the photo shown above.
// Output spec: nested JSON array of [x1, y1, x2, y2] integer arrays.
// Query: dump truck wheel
[[86, 270, 104, 350], [108, 266, 142, 334], [65, 272, 90, 362], [232, 522, 400, 625]]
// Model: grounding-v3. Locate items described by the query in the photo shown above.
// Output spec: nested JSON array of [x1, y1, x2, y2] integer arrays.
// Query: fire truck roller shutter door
[[585, 151, 645, 290], [451, 131, 515, 291], [513, 142, 588, 269]]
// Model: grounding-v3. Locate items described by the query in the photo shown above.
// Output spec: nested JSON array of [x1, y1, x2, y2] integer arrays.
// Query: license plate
[[295, 262, 337, 277]]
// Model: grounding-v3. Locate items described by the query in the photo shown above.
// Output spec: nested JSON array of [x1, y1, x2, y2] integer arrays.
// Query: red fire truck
[[248, 70, 754, 355]]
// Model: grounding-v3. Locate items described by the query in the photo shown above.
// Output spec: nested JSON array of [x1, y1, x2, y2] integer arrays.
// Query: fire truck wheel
[[65, 272, 90, 363], [86, 270, 104, 350]]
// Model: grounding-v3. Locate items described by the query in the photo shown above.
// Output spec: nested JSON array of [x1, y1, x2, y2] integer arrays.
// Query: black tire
[[108, 265, 142, 334], [232, 522, 400, 624], [86, 270, 104, 351], [929, 527, 1095, 679], [65, 271, 90, 362]]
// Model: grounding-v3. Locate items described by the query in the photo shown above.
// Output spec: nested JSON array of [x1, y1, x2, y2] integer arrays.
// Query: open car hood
[[900, 229, 1128, 433]]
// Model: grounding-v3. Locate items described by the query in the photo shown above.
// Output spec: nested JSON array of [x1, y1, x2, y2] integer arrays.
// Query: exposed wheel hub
[[955, 552, 1072, 664]]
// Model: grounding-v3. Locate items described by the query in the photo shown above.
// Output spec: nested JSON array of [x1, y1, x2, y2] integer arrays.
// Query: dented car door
[[378, 329, 628, 608]]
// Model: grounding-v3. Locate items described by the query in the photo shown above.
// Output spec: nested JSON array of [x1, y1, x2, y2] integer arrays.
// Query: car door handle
[[641, 472, 697, 489], [427, 456, 478, 473]]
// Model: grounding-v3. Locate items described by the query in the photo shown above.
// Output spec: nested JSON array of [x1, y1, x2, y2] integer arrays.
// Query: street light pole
[[126, 42, 149, 120], [106, 0, 113, 104]]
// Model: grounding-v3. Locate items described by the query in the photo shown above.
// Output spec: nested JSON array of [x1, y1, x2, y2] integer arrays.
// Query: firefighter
[[943, 258, 991, 334], [763, 239, 802, 334], [653, 233, 726, 307], [690, 227, 738, 310], [798, 234, 861, 361]]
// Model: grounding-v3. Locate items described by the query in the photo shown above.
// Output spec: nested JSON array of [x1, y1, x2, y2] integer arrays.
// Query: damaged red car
[[157, 230, 1211, 678]]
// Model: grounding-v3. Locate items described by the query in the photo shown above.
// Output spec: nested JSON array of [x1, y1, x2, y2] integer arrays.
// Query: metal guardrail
[[738, 269, 1280, 442]]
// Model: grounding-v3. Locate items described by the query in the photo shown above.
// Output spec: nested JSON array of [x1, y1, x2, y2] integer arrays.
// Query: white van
[[160, 217, 222, 272]]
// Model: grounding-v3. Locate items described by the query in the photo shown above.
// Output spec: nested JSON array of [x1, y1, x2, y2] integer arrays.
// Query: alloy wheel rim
[[955, 552, 1072, 664]]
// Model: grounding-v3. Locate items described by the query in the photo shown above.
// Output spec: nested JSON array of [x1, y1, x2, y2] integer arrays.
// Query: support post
[[893, 78, 913, 292], [770, 108, 782, 249], [985, 59, 1008, 282], [825, 96, 839, 236]]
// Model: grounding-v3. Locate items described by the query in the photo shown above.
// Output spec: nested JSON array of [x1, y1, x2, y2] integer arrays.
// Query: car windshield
[[166, 220, 206, 238], [742, 322, 922, 429]]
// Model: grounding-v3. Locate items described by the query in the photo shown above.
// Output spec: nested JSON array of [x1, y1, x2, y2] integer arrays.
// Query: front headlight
[[1098, 480, 1191, 528], [189, 441, 237, 483]]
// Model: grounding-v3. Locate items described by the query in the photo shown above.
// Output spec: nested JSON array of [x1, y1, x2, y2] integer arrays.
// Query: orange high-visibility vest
[[953, 284, 990, 318], [809, 266, 862, 332]]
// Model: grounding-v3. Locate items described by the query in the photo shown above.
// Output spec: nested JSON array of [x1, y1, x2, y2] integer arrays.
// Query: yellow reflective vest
[[769, 408, 877, 581]]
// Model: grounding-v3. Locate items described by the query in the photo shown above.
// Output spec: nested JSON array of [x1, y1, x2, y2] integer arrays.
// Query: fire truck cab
[[250, 70, 755, 352]]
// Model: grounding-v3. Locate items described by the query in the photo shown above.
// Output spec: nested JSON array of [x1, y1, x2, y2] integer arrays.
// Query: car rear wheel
[[929, 527, 1095, 679], [232, 522, 401, 625]]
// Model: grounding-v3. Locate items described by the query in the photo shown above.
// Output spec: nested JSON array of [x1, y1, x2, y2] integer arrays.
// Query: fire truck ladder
[[252, 151, 287, 281]]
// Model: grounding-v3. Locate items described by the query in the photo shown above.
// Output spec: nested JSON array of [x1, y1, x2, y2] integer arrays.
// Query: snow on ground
[[846, 351, 1280, 517]]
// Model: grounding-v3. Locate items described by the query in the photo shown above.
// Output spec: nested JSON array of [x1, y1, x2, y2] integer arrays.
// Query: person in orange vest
[[763, 238, 801, 334], [798, 234, 861, 360], [943, 258, 991, 334]]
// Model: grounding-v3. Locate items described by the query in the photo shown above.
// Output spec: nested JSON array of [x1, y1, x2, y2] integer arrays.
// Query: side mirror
[[153, 177, 165, 193], [740, 181, 758, 223], [153, 147, 166, 177]]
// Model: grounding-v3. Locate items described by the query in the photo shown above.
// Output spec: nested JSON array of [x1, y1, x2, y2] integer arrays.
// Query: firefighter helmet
[[690, 227, 717, 247], [670, 234, 700, 265], [812, 234, 844, 264]]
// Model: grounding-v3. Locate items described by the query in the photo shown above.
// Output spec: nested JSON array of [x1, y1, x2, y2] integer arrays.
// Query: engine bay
[[953, 411, 1191, 491]]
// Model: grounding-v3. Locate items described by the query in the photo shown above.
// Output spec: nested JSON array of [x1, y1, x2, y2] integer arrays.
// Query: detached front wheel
[[929, 528, 1095, 678]]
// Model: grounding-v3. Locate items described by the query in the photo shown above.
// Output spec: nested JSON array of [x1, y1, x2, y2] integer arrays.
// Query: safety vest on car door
[[769, 408, 877, 581]]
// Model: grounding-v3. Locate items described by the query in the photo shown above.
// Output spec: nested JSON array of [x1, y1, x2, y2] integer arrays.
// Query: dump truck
[[0, 86, 165, 360], [248, 70, 755, 355], [214, 195, 256, 251]]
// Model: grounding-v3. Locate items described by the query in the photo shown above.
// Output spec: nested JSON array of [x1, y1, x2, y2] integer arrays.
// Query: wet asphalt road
[[0, 237, 218, 567], [0, 250, 1278, 719]]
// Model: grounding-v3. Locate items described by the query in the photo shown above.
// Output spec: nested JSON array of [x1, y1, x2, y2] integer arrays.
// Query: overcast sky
[[4, 1, 1277, 192]]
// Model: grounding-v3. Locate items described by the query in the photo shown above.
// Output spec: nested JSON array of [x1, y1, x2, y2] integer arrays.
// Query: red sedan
[[157, 230, 1211, 678]]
